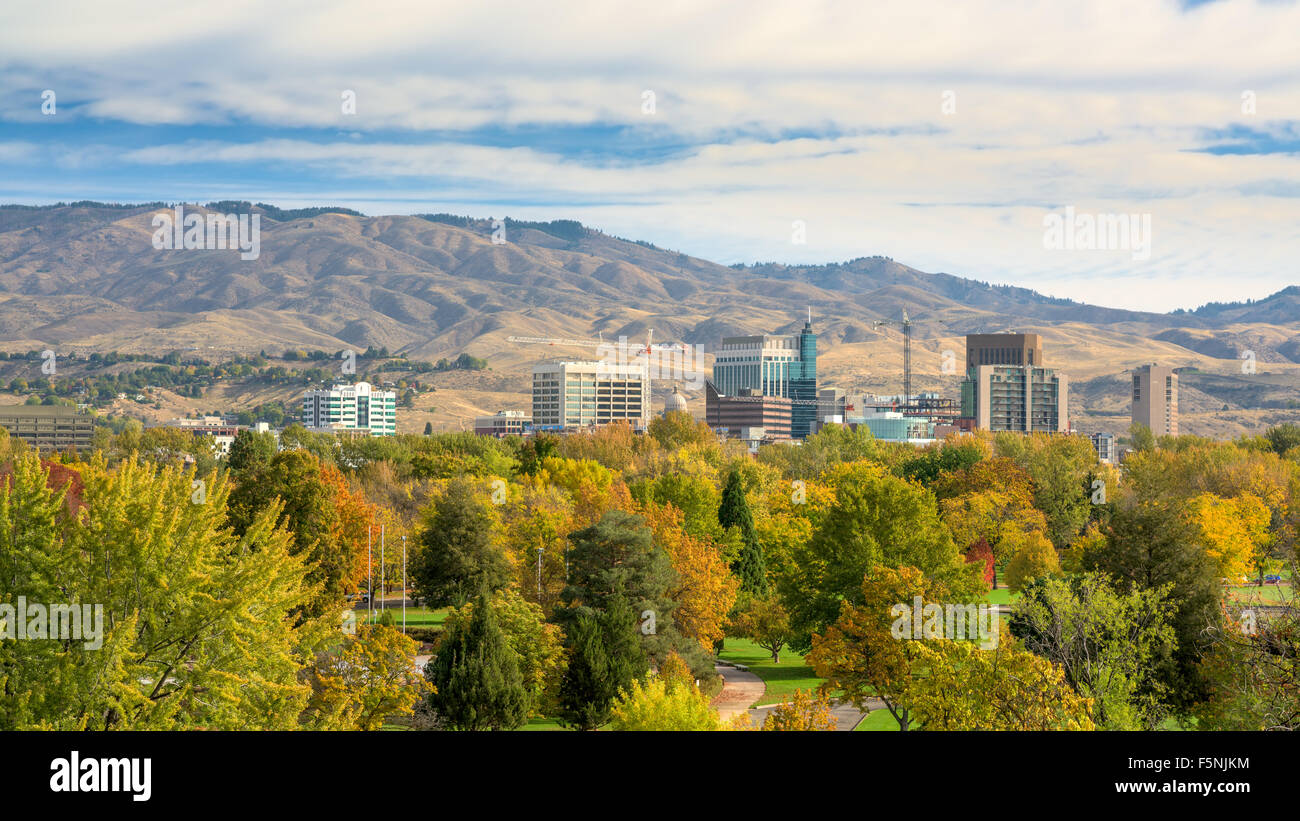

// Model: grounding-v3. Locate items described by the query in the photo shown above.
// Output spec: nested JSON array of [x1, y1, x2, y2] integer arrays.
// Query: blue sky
[[1, 0, 1298, 312]]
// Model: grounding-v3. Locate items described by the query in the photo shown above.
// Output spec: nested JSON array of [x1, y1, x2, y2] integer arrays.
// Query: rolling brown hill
[[1, 202, 1297, 438]]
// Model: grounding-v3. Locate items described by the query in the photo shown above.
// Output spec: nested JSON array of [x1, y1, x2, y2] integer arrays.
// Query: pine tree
[[557, 614, 613, 730], [719, 468, 768, 595], [425, 588, 529, 730], [600, 585, 648, 698]]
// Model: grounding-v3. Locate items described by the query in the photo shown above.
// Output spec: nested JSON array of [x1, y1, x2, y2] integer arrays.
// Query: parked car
[[1264, 574, 1283, 584]]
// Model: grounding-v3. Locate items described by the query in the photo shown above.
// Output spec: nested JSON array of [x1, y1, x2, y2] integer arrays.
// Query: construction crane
[[506, 329, 678, 355], [872, 309, 912, 410]]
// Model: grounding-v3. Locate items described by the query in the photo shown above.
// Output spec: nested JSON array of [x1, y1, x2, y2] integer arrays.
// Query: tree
[[638, 500, 738, 653], [599, 585, 649, 700], [1003, 530, 1061, 593], [807, 565, 953, 731], [423, 421, 433, 436], [557, 613, 613, 730], [1082, 498, 1223, 710], [442, 588, 565, 716], [425, 588, 529, 730], [1129, 423, 1156, 454], [761, 688, 837, 731], [1264, 423, 1300, 458], [411, 477, 511, 608], [227, 448, 356, 618], [909, 632, 1095, 730], [719, 468, 768, 595], [302, 623, 429, 730], [609, 674, 724, 731], [731, 595, 793, 663], [226, 428, 277, 474], [1011, 573, 1176, 729], [0, 454, 314, 730], [780, 462, 977, 647], [1196, 603, 1300, 730]]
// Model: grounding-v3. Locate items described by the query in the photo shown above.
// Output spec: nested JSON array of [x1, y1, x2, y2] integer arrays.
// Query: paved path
[[710, 664, 766, 723]]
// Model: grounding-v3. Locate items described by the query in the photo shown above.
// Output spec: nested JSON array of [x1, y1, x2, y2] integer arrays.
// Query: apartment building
[[1132, 364, 1178, 437], [301, 381, 397, 436], [0, 405, 95, 451]]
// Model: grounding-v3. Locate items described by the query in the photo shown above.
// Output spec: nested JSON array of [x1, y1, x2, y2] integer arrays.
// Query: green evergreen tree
[[425, 588, 529, 730], [557, 613, 614, 730], [411, 477, 512, 607], [600, 585, 648, 698], [719, 468, 768, 594]]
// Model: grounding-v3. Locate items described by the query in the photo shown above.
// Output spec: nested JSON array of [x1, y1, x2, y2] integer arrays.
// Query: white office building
[[531, 360, 650, 429], [302, 381, 397, 436]]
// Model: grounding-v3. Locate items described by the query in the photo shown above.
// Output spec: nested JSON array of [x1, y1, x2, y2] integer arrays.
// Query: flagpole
[[380, 525, 386, 619], [402, 534, 407, 635], [367, 525, 372, 623]]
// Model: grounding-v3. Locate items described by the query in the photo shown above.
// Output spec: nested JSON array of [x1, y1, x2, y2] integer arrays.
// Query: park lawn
[[516, 715, 566, 731], [1225, 584, 1294, 605], [853, 709, 902, 731], [364, 606, 449, 627], [718, 637, 827, 708], [983, 586, 1019, 606]]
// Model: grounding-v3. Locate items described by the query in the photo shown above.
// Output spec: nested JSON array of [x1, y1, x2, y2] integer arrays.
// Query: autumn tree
[[781, 461, 977, 646], [302, 623, 428, 730], [1003, 530, 1061, 593], [761, 688, 837, 731], [731, 595, 793, 663]]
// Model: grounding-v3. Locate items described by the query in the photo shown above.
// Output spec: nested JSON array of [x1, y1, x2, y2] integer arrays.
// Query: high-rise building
[[960, 333, 1067, 433], [965, 333, 1043, 371], [1132, 364, 1178, 437], [531, 360, 649, 429], [302, 381, 397, 436], [962, 365, 1068, 432], [712, 317, 817, 438]]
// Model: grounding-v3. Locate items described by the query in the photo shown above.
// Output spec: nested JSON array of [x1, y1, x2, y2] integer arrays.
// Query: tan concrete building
[[964, 333, 1044, 371], [1132, 364, 1178, 437], [964, 365, 1068, 433], [0, 405, 95, 451]]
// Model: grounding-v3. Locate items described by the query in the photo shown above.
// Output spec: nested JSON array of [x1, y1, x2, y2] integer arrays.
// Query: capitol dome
[[663, 385, 688, 415]]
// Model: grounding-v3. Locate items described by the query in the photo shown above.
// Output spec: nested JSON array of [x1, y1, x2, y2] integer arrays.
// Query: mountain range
[[1, 202, 1296, 438]]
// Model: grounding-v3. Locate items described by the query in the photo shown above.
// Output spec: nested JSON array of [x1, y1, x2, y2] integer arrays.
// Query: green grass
[[853, 709, 902, 731], [363, 606, 449, 627], [1225, 584, 1294, 605], [515, 715, 566, 731], [982, 586, 1020, 606], [718, 637, 826, 708]]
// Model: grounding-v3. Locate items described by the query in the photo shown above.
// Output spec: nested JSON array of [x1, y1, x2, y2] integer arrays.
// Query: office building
[[474, 410, 532, 437], [712, 317, 817, 438], [302, 381, 397, 436], [0, 405, 95, 451], [1132, 364, 1178, 437], [962, 364, 1068, 433], [965, 333, 1043, 371], [960, 333, 1067, 433], [531, 360, 649, 429], [705, 381, 792, 441]]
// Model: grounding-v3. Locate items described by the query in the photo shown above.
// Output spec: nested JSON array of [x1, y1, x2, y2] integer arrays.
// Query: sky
[[0, 0, 1297, 313]]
